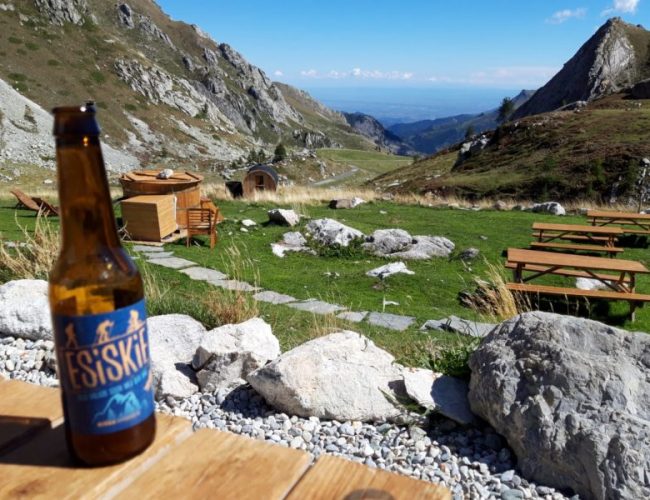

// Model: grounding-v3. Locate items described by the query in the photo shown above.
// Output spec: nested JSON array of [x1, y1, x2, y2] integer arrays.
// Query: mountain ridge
[[0, 0, 373, 174]]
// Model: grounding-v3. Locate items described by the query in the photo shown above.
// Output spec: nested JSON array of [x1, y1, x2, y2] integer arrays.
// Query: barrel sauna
[[119, 170, 204, 229]]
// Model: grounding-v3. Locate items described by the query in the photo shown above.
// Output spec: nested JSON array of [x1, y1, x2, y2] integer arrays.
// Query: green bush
[[25, 41, 39, 51], [47, 59, 60, 66], [8, 73, 27, 81], [12, 82, 28, 92], [427, 339, 480, 378], [123, 103, 137, 112], [8, 36, 22, 44]]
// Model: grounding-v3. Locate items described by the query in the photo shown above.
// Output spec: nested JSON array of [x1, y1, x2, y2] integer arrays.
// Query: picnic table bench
[[0, 378, 449, 499], [587, 210, 650, 235], [506, 248, 650, 319], [530, 222, 624, 257]]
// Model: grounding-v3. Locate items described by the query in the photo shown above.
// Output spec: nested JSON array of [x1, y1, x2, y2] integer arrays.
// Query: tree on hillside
[[273, 143, 287, 163], [498, 97, 515, 123], [465, 125, 475, 140]]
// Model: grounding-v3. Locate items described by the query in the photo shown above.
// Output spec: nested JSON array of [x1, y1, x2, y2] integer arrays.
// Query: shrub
[[25, 41, 39, 51], [8, 36, 22, 44], [90, 71, 105, 84], [47, 59, 60, 66]]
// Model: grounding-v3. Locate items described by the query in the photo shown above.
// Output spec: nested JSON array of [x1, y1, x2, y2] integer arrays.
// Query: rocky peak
[[34, 0, 88, 25], [116, 3, 174, 48], [514, 18, 642, 119]]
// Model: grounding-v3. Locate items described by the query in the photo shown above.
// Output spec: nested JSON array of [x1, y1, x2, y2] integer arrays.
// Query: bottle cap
[[52, 104, 101, 137]]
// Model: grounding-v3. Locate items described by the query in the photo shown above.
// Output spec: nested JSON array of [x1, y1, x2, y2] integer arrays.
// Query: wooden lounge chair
[[186, 208, 217, 249], [10, 189, 59, 216]]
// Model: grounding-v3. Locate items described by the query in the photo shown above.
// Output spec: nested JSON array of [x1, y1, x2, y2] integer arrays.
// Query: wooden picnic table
[[507, 248, 649, 293], [0, 378, 449, 500], [506, 248, 650, 320], [587, 210, 650, 234], [532, 222, 623, 246]]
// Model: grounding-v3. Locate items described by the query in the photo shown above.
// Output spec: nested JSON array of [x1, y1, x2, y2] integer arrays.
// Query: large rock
[[391, 235, 455, 260], [0, 280, 52, 341], [34, 0, 88, 25], [247, 331, 405, 421], [420, 315, 496, 338], [468, 311, 650, 499], [531, 201, 566, 216], [304, 219, 364, 247], [147, 314, 206, 399], [192, 318, 280, 392], [267, 208, 300, 227], [403, 368, 476, 425], [363, 229, 413, 256]]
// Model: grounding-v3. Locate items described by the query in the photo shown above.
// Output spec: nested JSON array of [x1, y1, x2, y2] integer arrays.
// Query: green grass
[[315, 148, 412, 186], [2, 197, 649, 374]]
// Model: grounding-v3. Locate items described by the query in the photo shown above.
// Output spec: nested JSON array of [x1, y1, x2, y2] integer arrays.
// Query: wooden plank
[[120, 429, 312, 499], [587, 210, 650, 220], [288, 454, 450, 500], [0, 414, 191, 499], [532, 222, 623, 234], [531, 233, 612, 243], [504, 262, 631, 282], [506, 282, 650, 301], [529, 242, 623, 253], [507, 248, 650, 273], [0, 380, 63, 454]]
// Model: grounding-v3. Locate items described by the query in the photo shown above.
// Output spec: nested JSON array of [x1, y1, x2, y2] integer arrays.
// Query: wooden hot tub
[[119, 170, 204, 228]]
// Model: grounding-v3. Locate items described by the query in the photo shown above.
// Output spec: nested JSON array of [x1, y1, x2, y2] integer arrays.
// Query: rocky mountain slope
[[514, 18, 650, 119], [0, 0, 373, 175], [390, 90, 534, 154], [371, 92, 650, 201], [342, 112, 412, 155]]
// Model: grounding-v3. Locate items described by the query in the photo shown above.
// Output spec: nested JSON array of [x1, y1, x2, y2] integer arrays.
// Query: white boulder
[[147, 314, 206, 399], [366, 262, 414, 279], [304, 219, 364, 247], [268, 208, 300, 226], [247, 331, 406, 421], [0, 280, 52, 340], [192, 318, 280, 392]]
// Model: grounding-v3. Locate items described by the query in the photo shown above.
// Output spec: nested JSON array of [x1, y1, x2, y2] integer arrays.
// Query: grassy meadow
[[2, 193, 650, 376]]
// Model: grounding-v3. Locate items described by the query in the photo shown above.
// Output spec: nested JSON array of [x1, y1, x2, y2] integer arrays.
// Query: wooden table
[[507, 248, 650, 293], [532, 222, 623, 247], [0, 379, 449, 500], [587, 210, 650, 234]]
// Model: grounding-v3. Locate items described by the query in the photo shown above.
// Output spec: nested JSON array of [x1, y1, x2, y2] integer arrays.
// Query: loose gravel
[[0, 337, 574, 500]]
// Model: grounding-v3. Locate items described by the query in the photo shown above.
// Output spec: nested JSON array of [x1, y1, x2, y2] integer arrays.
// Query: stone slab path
[[138, 247, 417, 331]]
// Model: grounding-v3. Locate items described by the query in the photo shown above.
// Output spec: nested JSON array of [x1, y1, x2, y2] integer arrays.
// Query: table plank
[[507, 248, 649, 274], [288, 454, 450, 500], [0, 413, 191, 499], [587, 210, 650, 220], [532, 222, 623, 235], [0, 380, 63, 454], [120, 429, 312, 499]]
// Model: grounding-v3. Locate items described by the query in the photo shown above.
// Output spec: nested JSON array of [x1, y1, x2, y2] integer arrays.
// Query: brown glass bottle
[[49, 104, 156, 466]]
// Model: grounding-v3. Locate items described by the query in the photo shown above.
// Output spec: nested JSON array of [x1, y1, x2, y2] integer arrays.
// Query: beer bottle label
[[53, 299, 155, 435]]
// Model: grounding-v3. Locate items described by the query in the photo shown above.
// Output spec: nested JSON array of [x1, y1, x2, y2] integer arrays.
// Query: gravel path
[[0, 336, 573, 500]]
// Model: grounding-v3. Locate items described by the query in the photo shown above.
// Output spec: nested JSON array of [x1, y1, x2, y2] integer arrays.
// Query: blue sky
[[158, 0, 648, 89]]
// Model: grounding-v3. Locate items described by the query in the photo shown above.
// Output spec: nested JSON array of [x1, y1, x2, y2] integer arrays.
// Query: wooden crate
[[121, 195, 177, 241]]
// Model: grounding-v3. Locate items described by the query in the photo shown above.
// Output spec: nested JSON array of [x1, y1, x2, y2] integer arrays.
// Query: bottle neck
[[56, 136, 122, 252]]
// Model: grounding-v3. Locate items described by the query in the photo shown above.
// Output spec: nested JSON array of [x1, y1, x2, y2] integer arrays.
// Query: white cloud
[[274, 70, 284, 77], [546, 8, 587, 24], [299, 67, 414, 80], [428, 66, 560, 87], [602, 0, 640, 15]]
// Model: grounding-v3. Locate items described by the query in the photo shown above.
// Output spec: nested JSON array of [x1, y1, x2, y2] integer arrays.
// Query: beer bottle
[[49, 103, 156, 466]]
